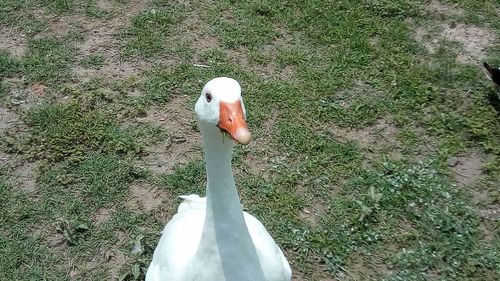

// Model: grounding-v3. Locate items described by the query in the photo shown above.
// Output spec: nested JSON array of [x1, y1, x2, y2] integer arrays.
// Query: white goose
[[146, 77, 292, 281]]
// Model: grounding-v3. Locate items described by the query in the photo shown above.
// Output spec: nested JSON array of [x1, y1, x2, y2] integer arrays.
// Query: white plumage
[[146, 77, 291, 281]]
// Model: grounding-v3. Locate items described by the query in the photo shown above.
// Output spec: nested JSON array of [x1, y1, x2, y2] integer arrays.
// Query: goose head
[[195, 77, 251, 145]]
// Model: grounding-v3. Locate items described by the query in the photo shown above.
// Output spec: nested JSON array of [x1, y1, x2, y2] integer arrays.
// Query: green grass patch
[[206, 1, 278, 48], [42, 0, 75, 14], [272, 160, 498, 278], [22, 37, 76, 83], [0, 0, 47, 35], [160, 161, 206, 195], [0, 168, 68, 280], [122, 3, 185, 58], [84, 0, 110, 18], [0, 50, 21, 78], [75, 153, 138, 207], [1, 151, 158, 280], [11, 102, 141, 162], [0, 37, 77, 91], [80, 54, 106, 69], [0, 82, 9, 102]]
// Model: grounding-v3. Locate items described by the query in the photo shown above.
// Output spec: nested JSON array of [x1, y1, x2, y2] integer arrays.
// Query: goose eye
[[206, 93, 212, 103]]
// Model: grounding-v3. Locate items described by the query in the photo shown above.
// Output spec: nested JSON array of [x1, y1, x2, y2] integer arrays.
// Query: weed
[[14, 102, 141, 162]]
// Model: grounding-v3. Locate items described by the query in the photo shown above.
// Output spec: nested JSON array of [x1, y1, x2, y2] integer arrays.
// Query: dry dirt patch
[[105, 250, 128, 280], [298, 200, 326, 228], [291, 266, 336, 281], [424, 1, 464, 16], [326, 119, 405, 167], [191, 34, 220, 52], [328, 119, 402, 154], [40, 15, 85, 38], [0, 26, 27, 57], [50, 0, 155, 81], [137, 95, 202, 174], [126, 183, 166, 212], [479, 207, 499, 221], [243, 150, 271, 178], [95, 0, 115, 10], [344, 252, 392, 281], [72, 15, 153, 80], [440, 23, 495, 64], [175, 4, 220, 54], [3, 78, 46, 111], [69, 248, 128, 280], [447, 151, 499, 221], [448, 150, 483, 187], [11, 162, 37, 192], [92, 208, 113, 225], [242, 108, 280, 179], [414, 23, 496, 64], [0, 106, 19, 134]]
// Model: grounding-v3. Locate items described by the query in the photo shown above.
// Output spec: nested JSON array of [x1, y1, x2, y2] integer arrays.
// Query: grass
[[84, 0, 110, 19], [80, 54, 106, 69], [0, 36, 76, 84], [7, 102, 141, 162], [0, 0, 499, 280], [23, 37, 77, 83], [121, 2, 185, 58]]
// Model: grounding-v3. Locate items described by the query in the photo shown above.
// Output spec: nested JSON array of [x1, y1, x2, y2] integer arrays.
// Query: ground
[[0, 0, 499, 280]]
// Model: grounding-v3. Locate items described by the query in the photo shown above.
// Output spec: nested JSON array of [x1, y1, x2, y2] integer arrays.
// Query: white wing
[[244, 212, 292, 281], [146, 195, 205, 281]]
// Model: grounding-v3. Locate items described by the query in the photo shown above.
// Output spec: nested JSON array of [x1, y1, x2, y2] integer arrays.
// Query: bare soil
[[138, 95, 203, 174], [92, 207, 113, 226], [449, 150, 483, 187], [344, 251, 392, 281], [424, 1, 464, 16], [440, 23, 496, 64], [11, 162, 37, 192], [0, 26, 27, 57], [478, 207, 500, 221], [242, 109, 280, 179], [0, 106, 19, 134], [413, 22, 496, 64], [42, 0, 155, 82], [3, 78, 45, 111], [298, 200, 326, 228], [327, 118, 403, 166], [125, 182, 166, 212]]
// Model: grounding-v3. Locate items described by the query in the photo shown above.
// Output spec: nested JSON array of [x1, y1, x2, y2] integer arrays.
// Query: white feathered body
[[146, 195, 292, 281]]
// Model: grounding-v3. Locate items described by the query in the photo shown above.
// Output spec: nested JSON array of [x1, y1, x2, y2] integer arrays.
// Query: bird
[[483, 62, 500, 86], [145, 77, 292, 281]]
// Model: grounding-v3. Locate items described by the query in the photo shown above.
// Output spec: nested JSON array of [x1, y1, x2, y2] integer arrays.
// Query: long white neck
[[194, 124, 266, 280]]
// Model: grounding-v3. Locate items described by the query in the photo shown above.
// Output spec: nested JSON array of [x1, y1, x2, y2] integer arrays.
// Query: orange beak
[[217, 100, 251, 145]]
